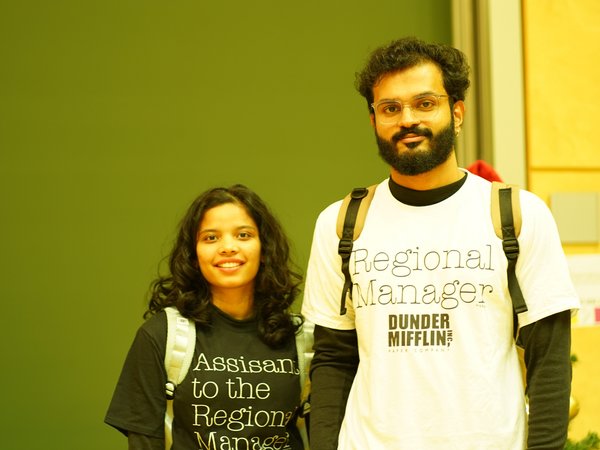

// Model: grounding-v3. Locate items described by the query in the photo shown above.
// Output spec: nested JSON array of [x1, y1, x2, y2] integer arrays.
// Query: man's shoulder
[[321, 179, 387, 211]]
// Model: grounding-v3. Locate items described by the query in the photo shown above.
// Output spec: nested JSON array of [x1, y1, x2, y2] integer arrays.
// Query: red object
[[466, 159, 503, 182]]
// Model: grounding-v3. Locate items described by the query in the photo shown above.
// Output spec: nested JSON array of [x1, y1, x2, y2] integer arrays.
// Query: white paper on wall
[[567, 254, 600, 327]]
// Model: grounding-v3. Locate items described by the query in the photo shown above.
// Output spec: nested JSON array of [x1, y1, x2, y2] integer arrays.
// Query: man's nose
[[396, 105, 421, 127]]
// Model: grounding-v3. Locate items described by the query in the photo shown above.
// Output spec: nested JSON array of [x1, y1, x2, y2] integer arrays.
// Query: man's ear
[[453, 100, 465, 133], [369, 113, 376, 128]]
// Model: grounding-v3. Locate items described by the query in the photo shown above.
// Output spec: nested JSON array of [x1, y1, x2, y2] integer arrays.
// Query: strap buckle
[[351, 187, 368, 200], [165, 381, 176, 400], [338, 238, 353, 257], [502, 237, 519, 260]]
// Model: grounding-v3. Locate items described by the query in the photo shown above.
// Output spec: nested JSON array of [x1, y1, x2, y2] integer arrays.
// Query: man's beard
[[375, 119, 456, 176]]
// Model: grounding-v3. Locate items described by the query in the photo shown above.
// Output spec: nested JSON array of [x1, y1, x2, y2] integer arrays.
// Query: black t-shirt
[[105, 307, 304, 449]]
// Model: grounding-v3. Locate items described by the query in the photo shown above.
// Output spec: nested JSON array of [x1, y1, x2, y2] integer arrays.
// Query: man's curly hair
[[355, 36, 471, 108]]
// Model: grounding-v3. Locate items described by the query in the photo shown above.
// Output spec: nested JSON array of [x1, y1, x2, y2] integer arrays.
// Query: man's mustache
[[391, 126, 433, 143]]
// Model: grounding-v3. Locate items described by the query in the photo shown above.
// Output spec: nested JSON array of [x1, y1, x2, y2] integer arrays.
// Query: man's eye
[[415, 98, 436, 110], [382, 104, 401, 114]]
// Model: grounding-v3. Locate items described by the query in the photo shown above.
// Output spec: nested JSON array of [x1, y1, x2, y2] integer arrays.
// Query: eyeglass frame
[[370, 93, 451, 124]]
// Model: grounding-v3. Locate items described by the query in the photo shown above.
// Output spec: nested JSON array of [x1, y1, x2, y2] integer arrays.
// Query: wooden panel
[[570, 327, 600, 441], [523, 0, 600, 168], [529, 170, 600, 254], [529, 170, 600, 204]]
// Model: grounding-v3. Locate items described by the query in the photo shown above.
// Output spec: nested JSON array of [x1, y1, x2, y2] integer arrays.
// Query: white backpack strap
[[164, 306, 196, 450], [294, 316, 314, 450], [295, 318, 314, 390]]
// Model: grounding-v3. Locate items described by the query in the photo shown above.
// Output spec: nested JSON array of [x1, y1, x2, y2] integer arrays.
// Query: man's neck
[[389, 152, 463, 191]]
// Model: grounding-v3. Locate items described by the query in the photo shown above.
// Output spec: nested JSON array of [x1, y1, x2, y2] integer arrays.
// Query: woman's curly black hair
[[355, 36, 471, 108], [146, 184, 303, 348]]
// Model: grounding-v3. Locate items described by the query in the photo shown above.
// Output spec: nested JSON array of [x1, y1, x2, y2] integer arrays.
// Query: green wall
[[0, 1, 451, 448]]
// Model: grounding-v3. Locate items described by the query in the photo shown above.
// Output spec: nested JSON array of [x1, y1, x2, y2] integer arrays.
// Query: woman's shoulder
[[137, 309, 169, 343]]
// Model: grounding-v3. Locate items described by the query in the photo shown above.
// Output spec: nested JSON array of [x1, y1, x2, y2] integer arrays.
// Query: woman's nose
[[218, 236, 238, 254]]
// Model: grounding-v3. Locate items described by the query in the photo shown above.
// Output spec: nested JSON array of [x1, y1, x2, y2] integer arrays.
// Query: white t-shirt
[[302, 172, 579, 450]]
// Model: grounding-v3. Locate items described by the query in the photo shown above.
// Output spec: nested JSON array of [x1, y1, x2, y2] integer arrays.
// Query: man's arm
[[518, 310, 572, 450], [308, 325, 359, 450]]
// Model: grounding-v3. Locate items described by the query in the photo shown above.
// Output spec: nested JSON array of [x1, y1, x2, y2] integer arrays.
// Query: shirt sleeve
[[104, 313, 167, 439], [516, 191, 580, 326], [518, 310, 572, 450], [308, 325, 359, 450], [302, 201, 358, 330], [128, 432, 164, 450]]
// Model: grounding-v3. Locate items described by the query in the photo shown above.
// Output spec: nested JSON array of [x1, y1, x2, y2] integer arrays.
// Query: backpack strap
[[294, 317, 314, 400], [336, 185, 377, 315], [491, 181, 522, 239], [294, 316, 314, 450], [164, 306, 196, 450], [491, 182, 528, 335]]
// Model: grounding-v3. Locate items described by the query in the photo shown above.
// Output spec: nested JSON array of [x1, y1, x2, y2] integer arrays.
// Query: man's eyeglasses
[[371, 94, 449, 124]]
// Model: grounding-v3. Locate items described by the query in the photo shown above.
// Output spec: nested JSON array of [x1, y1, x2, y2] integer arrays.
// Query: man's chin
[[395, 140, 427, 151], [405, 141, 424, 150]]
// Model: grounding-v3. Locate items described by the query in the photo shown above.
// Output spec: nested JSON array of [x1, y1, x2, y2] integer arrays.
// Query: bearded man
[[302, 37, 579, 450]]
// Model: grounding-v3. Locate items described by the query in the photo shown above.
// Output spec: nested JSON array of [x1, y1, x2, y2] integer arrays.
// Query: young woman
[[105, 185, 306, 450]]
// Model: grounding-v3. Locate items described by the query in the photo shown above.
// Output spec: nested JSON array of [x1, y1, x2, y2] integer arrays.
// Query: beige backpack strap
[[336, 185, 377, 240], [336, 185, 377, 315], [490, 181, 528, 334], [491, 181, 522, 238]]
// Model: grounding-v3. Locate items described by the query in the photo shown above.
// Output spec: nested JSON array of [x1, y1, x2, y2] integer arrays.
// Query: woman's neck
[[211, 288, 255, 320]]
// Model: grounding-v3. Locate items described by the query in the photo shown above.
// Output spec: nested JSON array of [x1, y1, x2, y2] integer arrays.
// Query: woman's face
[[196, 202, 262, 298]]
